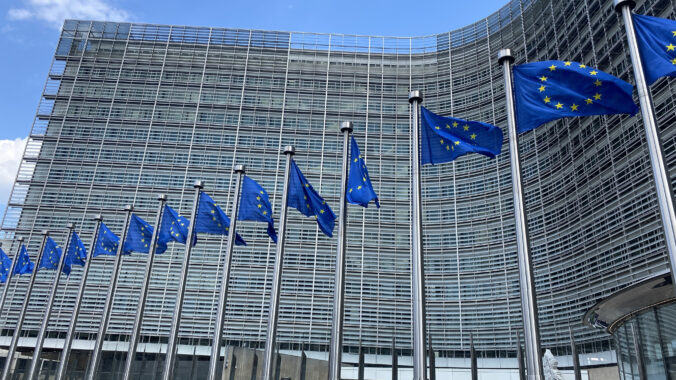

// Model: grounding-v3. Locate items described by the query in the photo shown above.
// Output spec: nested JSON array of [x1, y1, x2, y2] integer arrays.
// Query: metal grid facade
[[1, 0, 676, 359]]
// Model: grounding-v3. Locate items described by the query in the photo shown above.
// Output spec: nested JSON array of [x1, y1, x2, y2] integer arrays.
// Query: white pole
[[497, 49, 543, 380], [1, 231, 50, 380], [207, 165, 245, 380], [56, 215, 103, 380], [328, 121, 353, 380], [27, 224, 75, 380], [162, 181, 204, 380], [122, 195, 168, 380], [261, 146, 295, 380], [615, 0, 676, 296], [408, 90, 428, 380]]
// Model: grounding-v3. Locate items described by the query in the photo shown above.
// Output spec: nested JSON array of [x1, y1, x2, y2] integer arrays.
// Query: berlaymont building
[[0, 0, 675, 378]]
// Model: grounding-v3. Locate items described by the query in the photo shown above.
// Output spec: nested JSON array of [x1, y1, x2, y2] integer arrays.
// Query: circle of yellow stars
[[348, 155, 374, 194], [210, 206, 229, 231], [538, 61, 603, 112], [256, 190, 269, 216], [667, 36, 676, 64], [432, 120, 476, 152], [99, 229, 119, 254]]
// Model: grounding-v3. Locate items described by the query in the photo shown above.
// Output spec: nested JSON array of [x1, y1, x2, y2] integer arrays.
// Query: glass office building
[[1, 0, 675, 375]]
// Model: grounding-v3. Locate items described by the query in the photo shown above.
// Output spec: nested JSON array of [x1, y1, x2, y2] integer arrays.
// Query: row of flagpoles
[[0, 2, 675, 380], [0, 125, 379, 380]]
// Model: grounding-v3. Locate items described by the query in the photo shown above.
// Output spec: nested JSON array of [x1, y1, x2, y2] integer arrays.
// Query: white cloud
[[8, 0, 131, 29], [0, 138, 27, 206]]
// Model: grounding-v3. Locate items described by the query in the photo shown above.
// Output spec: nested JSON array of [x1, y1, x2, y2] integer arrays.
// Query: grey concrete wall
[[587, 366, 620, 380]]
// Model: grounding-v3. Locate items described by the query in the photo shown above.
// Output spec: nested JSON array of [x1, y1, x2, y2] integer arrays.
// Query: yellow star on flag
[[544, 96, 551, 103], [538, 85, 546, 92], [571, 104, 579, 111], [668, 43, 676, 51], [594, 93, 602, 100], [555, 102, 563, 109], [564, 61, 572, 66]]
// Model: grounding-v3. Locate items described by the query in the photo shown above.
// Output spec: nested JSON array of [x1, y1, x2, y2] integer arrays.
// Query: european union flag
[[39, 237, 63, 273], [93, 222, 120, 257], [346, 137, 380, 208], [633, 14, 676, 85], [512, 60, 638, 133], [0, 248, 11, 283], [238, 176, 277, 243], [287, 160, 336, 237], [13, 245, 34, 276], [158, 204, 192, 246], [64, 231, 87, 275], [420, 107, 503, 165], [124, 214, 167, 255], [195, 192, 246, 246]]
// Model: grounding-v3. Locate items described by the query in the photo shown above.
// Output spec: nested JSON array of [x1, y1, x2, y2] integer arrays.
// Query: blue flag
[[13, 245, 34, 275], [287, 160, 337, 237], [0, 248, 11, 283], [39, 237, 63, 273], [420, 107, 503, 165], [93, 222, 120, 257], [512, 60, 638, 133], [633, 13, 676, 85], [124, 214, 167, 255], [64, 231, 87, 275], [195, 192, 246, 246], [346, 137, 380, 208], [158, 204, 193, 246], [238, 176, 277, 243]]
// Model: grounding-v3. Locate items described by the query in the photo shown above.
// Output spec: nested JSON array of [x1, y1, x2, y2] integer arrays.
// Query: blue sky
[[0, 0, 507, 215]]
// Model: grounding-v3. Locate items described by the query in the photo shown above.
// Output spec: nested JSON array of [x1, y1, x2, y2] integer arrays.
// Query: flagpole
[[207, 165, 245, 380], [470, 332, 477, 380], [56, 215, 103, 380], [1, 230, 50, 380], [328, 121, 353, 380], [122, 195, 167, 380], [569, 327, 581, 380], [497, 49, 544, 380], [162, 180, 204, 380], [0, 237, 24, 319], [408, 90, 428, 380], [262, 146, 295, 380], [27, 224, 75, 380], [516, 330, 525, 380], [615, 0, 676, 295], [86, 205, 134, 380]]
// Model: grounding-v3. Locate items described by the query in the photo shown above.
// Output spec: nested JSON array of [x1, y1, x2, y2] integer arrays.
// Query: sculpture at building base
[[543, 349, 563, 380]]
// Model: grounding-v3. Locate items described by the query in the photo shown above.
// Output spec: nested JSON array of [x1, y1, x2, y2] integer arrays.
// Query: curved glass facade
[[615, 301, 676, 379], [0, 0, 675, 365]]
